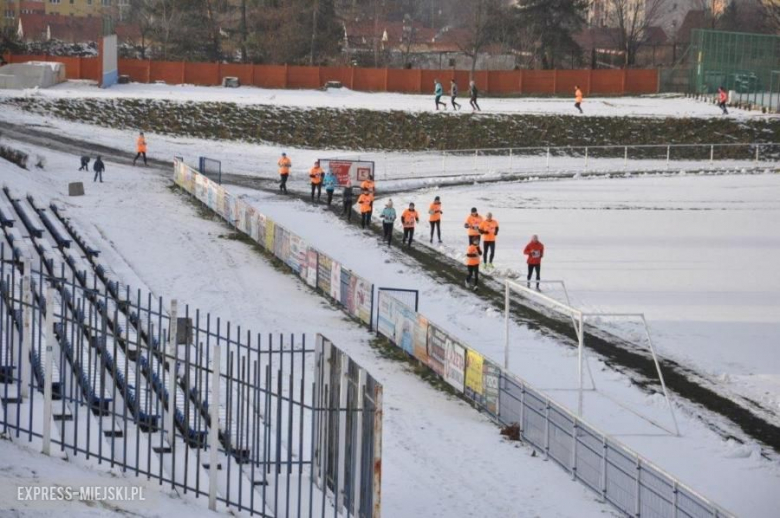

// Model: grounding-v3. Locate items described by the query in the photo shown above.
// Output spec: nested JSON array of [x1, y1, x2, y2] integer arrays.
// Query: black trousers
[[470, 97, 480, 111], [343, 200, 353, 220], [575, 102, 582, 113], [79, 159, 89, 171], [326, 190, 334, 205], [430, 220, 441, 242], [93, 170, 103, 182], [451, 96, 460, 109], [403, 228, 414, 245], [718, 101, 728, 114], [466, 264, 479, 286], [483, 241, 495, 264], [361, 212, 371, 229], [311, 183, 321, 201], [279, 174, 289, 193], [527, 264, 541, 285], [133, 151, 147, 165], [383, 222, 393, 245], [435, 95, 446, 109]]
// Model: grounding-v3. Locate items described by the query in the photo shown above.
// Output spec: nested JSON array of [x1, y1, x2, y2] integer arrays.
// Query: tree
[[758, 0, 780, 31], [606, 0, 664, 68], [453, 0, 504, 77], [511, 0, 587, 69]]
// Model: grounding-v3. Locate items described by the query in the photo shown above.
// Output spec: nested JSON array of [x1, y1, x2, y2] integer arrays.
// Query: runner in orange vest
[[717, 86, 729, 115], [361, 174, 376, 216], [401, 203, 420, 248], [465, 242, 482, 289], [428, 196, 443, 244], [358, 189, 373, 229], [478, 212, 499, 270], [278, 152, 291, 194], [464, 207, 483, 246], [309, 160, 324, 202], [574, 86, 583, 114], [133, 131, 147, 166], [524, 234, 545, 289]]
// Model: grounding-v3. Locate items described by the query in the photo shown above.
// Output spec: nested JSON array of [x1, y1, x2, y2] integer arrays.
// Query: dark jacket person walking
[[93, 156, 105, 183]]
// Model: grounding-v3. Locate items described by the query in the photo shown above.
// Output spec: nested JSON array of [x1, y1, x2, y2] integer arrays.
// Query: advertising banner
[[330, 260, 341, 301], [286, 233, 305, 274], [426, 325, 448, 378], [464, 349, 485, 404], [274, 225, 289, 261], [354, 277, 372, 325], [306, 248, 318, 287], [445, 340, 466, 393], [377, 293, 415, 355], [340, 267, 352, 309], [413, 314, 429, 364], [317, 253, 332, 294], [320, 159, 375, 187], [483, 359, 501, 416]]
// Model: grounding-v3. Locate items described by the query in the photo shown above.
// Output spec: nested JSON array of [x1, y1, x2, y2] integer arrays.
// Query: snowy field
[[2, 83, 780, 516], [392, 174, 780, 416], [2, 79, 768, 119], [0, 144, 614, 518]]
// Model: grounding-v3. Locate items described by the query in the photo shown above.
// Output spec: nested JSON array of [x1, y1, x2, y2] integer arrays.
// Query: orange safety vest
[[575, 89, 583, 103], [278, 156, 291, 175], [361, 179, 375, 193], [479, 219, 499, 242], [465, 244, 481, 266], [429, 201, 442, 222], [401, 209, 419, 228], [309, 166, 323, 184], [358, 193, 373, 213], [464, 214, 483, 237], [136, 136, 147, 153]]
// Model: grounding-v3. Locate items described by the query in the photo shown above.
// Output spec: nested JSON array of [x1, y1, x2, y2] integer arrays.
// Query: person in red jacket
[[523, 234, 544, 289], [717, 86, 729, 115]]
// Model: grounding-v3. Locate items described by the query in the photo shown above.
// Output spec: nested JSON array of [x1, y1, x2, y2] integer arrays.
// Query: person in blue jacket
[[380, 199, 397, 246], [434, 79, 446, 110], [323, 169, 337, 206]]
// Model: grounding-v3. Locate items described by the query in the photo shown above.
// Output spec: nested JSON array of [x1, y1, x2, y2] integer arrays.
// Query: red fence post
[[384, 68, 389, 92], [350, 66, 355, 90], [518, 70, 524, 95], [622, 69, 627, 94], [251, 64, 256, 86], [587, 69, 592, 96], [217, 62, 222, 85], [284, 64, 289, 88], [553, 70, 558, 95], [146, 60, 151, 83]]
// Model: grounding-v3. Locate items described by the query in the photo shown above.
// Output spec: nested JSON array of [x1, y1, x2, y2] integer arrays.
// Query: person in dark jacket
[[469, 81, 481, 111], [93, 156, 105, 183], [342, 186, 354, 221], [79, 155, 90, 171]]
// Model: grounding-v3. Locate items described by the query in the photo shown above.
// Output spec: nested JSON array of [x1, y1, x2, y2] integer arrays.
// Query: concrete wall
[[0, 61, 66, 89]]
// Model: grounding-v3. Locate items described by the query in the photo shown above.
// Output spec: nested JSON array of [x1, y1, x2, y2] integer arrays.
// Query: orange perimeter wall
[[4, 54, 659, 95]]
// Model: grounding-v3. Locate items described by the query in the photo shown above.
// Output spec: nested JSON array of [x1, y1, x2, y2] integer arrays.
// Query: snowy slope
[[0, 80, 768, 119], [0, 142, 614, 518]]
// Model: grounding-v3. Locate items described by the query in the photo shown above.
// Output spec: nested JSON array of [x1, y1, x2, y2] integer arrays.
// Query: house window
[[88, 0, 93, 4], [102, 0, 111, 5], [118, 0, 129, 5], [49, 0, 62, 4], [4, 9, 14, 19]]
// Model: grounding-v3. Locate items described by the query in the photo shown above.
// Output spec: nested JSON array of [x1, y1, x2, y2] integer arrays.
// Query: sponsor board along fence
[[173, 159, 374, 329], [374, 289, 734, 518]]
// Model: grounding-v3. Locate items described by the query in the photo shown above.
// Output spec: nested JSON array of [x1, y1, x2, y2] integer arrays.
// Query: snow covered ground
[[1, 143, 614, 517], [2, 79, 768, 119], [391, 174, 780, 416], [229, 182, 780, 518]]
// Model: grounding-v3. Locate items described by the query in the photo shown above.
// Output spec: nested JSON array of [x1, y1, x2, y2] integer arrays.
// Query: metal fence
[[689, 29, 780, 110], [347, 142, 780, 183], [374, 290, 734, 518], [0, 181, 383, 517], [199, 156, 222, 185]]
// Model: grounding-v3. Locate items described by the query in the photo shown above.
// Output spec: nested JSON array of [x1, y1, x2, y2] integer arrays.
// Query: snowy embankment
[[0, 142, 614, 518], [1, 80, 770, 119]]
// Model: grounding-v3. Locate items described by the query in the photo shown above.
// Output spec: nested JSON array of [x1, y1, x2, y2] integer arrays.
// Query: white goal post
[[503, 279, 680, 436]]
